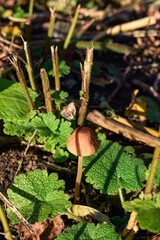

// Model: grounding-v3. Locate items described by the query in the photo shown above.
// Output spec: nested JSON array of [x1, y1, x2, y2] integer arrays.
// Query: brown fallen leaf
[[18, 215, 64, 240]]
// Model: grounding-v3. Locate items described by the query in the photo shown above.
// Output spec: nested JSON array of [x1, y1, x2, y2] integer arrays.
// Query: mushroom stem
[[74, 156, 83, 204]]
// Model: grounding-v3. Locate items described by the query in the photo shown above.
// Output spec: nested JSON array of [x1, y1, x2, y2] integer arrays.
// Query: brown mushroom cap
[[67, 126, 100, 156]]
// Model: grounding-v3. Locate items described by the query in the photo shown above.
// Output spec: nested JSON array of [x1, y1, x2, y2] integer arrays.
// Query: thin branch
[[15, 130, 38, 177], [86, 110, 160, 147], [93, 16, 156, 41], [0, 192, 34, 236]]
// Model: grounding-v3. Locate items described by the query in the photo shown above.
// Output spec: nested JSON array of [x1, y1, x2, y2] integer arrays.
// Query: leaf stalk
[[63, 5, 80, 51], [144, 146, 160, 196], [0, 201, 13, 240]]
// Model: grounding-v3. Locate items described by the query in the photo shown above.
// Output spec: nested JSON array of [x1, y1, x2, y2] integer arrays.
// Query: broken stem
[[9, 56, 35, 110], [78, 47, 93, 126], [51, 45, 60, 91], [40, 68, 53, 113], [23, 39, 37, 91], [121, 211, 138, 239]]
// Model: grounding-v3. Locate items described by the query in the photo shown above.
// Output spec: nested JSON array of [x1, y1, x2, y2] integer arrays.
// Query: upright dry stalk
[[23, 39, 37, 91], [37, 8, 55, 70], [51, 45, 60, 90], [78, 48, 94, 126], [9, 56, 35, 110], [40, 68, 53, 113], [74, 48, 94, 204]]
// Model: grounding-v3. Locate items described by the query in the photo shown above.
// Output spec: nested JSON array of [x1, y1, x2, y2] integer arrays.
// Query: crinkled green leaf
[[123, 146, 136, 157], [3, 120, 34, 136], [51, 90, 68, 105], [31, 112, 60, 137], [59, 60, 70, 77], [0, 78, 38, 121], [83, 140, 146, 194], [58, 118, 73, 143], [53, 147, 69, 162], [57, 223, 121, 240], [13, 6, 28, 18], [31, 112, 73, 161], [7, 169, 71, 224], [123, 193, 160, 233], [32, 112, 73, 146], [97, 133, 107, 142], [42, 59, 70, 77]]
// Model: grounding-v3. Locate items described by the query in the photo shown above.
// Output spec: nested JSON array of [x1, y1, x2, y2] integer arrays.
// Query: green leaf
[[13, 6, 28, 18], [51, 90, 68, 105], [32, 112, 73, 146], [123, 193, 160, 233], [31, 112, 60, 137], [140, 96, 160, 123], [53, 147, 69, 162], [42, 59, 70, 77], [123, 146, 136, 157], [0, 78, 38, 121], [3, 120, 34, 136], [56, 223, 121, 240], [83, 140, 146, 194], [31, 112, 73, 161], [59, 60, 70, 77], [7, 169, 71, 224]]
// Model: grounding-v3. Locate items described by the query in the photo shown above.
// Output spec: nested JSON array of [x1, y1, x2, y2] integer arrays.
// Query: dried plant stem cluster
[[74, 48, 94, 203]]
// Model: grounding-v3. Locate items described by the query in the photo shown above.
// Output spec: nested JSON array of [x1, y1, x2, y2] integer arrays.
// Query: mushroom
[[67, 126, 100, 203], [67, 126, 100, 156]]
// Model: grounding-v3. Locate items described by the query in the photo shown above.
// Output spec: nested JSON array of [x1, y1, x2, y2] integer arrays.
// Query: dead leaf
[[18, 215, 64, 240], [125, 89, 147, 124]]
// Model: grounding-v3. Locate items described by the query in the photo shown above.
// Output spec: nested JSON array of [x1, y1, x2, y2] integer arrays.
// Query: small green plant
[[1, 46, 160, 239], [1, 6, 160, 240]]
